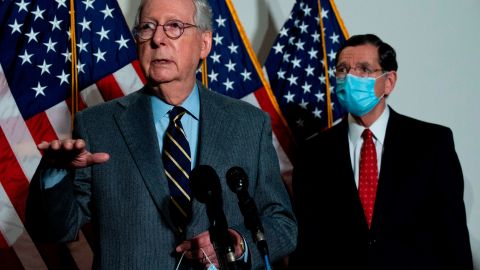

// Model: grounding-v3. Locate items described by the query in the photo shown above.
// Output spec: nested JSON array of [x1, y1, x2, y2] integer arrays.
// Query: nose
[[151, 25, 168, 46]]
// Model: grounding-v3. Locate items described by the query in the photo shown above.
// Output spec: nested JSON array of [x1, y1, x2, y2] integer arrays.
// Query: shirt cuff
[[42, 167, 68, 189]]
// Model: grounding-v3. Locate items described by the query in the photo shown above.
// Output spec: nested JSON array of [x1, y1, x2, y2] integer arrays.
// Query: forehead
[[140, 0, 195, 21], [337, 44, 380, 66]]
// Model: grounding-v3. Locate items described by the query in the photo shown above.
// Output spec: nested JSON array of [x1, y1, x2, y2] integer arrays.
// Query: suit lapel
[[189, 85, 235, 228], [113, 90, 178, 233], [335, 119, 370, 229], [371, 108, 401, 230]]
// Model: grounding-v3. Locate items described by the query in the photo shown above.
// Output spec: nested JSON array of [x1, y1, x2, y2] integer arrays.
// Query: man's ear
[[200, 31, 212, 60], [384, 71, 397, 96]]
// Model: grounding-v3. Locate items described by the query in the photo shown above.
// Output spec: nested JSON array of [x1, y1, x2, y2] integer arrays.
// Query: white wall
[[119, 0, 480, 267]]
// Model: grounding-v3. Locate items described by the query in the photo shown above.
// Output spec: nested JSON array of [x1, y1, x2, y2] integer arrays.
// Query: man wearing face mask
[[290, 34, 473, 270]]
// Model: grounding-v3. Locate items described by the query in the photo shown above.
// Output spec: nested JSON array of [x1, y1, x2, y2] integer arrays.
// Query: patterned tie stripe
[[163, 106, 192, 231], [358, 129, 378, 228]]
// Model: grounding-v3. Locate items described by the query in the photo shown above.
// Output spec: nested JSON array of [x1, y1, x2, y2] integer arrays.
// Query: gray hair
[[133, 0, 213, 32]]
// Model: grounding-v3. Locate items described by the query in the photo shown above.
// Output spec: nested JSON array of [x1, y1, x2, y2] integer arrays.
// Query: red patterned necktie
[[358, 129, 378, 228]]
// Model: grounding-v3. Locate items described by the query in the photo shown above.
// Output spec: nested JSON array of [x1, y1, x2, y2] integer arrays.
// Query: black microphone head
[[191, 165, 221, 203], [226, 166, 249, 194]]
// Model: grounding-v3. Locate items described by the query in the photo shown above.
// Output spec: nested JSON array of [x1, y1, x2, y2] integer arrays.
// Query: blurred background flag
[[264, 0, 348, 145], [0, 0, 144, 269], [200, 0, 295, 184]]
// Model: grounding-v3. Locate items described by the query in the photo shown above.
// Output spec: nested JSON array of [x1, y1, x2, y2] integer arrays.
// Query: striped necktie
[[358, 129, 378, 228], [163, 106, 192, 233]]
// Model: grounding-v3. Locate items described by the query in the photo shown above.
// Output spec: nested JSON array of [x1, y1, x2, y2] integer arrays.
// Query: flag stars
[[279, 27, 288, 37], [208, 69, 218, 82], [32, 6, 46, 21], [288, 36, 295, 45], [32, 82, 47, 97], [305, 65, 315, 76], [299, 99, 309, 109], [55, 0, 67, 9], [330, 32, 340, 44], [301, 82, 312, 94], [223, 78, 234, 91], [37, 60, 52, 75], [77, 39, 89, 53], [277, 69, 286, 79], [77, 60, 86, 74], [311, 31, 320, 43], [328, 66, 335, 78], [315, 90, 325, 102], [284, 91, 295, 103], [224, 59, 236, 72], [8, 19, 23, 34], [115, 35, 129, 49], [213, 33, 224, 45], [327, 49, 336, 61], [49, 16, 62, 31], [228, 42, 239, 54], [43, 38, 58, 53], [319, 74, 326, 84], [299, 22, 308, 34], [321, 8, 329, 19], [79, 17, 92, 32], [57, 70, 70, 85], [19, 50, 33, 65], [291, 57, 301, 69], [25, 28, 39, 43], [94, 48, 107, 63], [216, 15, 226, 28], [287, 74, 298, 86], [302, 5, 312, 16], [210, 51, 221, 63], [82, 0, 95, 11], [272, 42, 284, 54], [15, 0, 30, 12], [62, 48, 72, 62], [96, 26, 110, 41], [240, 69, 252, 81], [295, 40, 305, 51], [282, 53, 290, 62], [312, 107, 322, 118], [101, 4, 114, 19], [308, 47, 318, 59]]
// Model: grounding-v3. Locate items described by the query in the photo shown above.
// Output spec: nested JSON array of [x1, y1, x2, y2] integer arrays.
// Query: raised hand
[[38, 139, 109, 169]]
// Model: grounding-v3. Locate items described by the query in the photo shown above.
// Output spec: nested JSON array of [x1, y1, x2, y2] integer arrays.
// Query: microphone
[[191, 165, 237, 270], [226, 166, 269, 257]]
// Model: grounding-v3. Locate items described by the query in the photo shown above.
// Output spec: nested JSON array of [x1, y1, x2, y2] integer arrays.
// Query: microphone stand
[[206, 202, 238, 270]]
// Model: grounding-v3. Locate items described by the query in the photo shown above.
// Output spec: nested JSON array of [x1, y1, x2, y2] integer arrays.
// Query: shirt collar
[[348, 106, 390, 146], [151, 83, 200, 121]]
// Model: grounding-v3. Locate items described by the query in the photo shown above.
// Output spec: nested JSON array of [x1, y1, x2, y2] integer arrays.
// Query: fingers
[[38, 139, 108, 169], [176, 231, 219, 268]]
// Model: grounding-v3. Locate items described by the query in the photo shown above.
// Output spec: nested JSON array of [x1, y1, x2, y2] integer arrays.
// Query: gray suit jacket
[[26, 84, 297, 269]]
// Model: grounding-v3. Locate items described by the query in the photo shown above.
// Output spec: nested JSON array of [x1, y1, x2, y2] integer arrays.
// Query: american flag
[[265, 0, 348, 144], [199, 0, 295, 182], [0, 0, 144, 269]]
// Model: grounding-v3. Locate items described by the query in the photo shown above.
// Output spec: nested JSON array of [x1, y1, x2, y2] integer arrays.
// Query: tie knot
[[169, 106, 187, 122], [362, 129, 373, 140]]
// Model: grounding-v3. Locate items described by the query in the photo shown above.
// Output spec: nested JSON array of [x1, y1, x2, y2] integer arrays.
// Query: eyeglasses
[[335, 65, 383, 79], [134, 20, 197, 40]]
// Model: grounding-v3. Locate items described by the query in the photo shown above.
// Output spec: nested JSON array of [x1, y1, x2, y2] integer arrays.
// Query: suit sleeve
[[247, 112, 297, 269], [25, 113, 92, 243], [434, 128, 473, 269]]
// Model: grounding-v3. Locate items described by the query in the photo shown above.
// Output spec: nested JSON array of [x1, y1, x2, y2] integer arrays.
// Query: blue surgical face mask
[[336, 73, 387, 116]]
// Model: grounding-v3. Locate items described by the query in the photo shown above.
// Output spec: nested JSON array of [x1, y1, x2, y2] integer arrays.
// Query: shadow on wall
[[254, 0, 277, 65], [464, 177, 479, 270]]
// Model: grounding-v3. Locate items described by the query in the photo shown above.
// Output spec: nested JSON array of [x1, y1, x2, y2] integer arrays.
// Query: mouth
[[152, 59, 172, 65]]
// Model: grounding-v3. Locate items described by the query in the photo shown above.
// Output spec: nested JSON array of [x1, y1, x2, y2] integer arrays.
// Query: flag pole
[[69, 0, 79, 131]]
